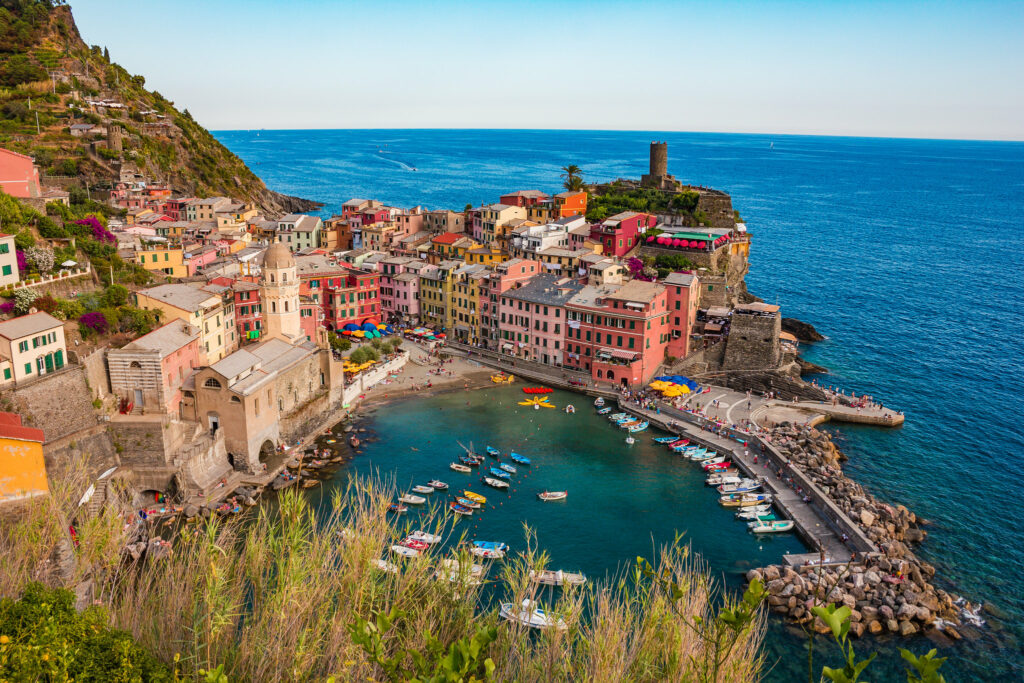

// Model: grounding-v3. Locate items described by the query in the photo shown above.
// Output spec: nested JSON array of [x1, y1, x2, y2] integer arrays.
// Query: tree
[[561, 164, 584, 192]]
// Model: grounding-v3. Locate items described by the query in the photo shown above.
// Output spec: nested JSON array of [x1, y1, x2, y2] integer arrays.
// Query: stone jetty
[[749, 423, 966, 639]]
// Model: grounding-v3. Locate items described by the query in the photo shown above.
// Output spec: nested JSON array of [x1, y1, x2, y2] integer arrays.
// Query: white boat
[[391, 544, 420, 558], [399, 494, 427, 505], [717, 480, 763, 495], [499, 599, 568, 631], [735, 504, 773, 520], [529, 569, 587, 586], [470, 546, 505, 559], [371, 558, 399, 574], [409, 530, 442, 544], [537, 490, 567, 502], [412, 485, 434, 494], [450, 462, 471, 473], [482, 476, 509, 489], [748, 520, 795, 534]]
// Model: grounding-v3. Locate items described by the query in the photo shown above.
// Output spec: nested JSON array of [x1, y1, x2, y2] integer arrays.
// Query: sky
[[71, 0, 1024, 141]]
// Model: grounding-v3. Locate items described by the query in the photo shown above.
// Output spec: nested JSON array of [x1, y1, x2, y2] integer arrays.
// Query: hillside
[[0, 0, 319, 214]]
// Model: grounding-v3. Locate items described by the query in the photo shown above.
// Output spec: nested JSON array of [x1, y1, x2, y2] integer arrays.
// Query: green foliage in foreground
[[0, 582, 172, 682]]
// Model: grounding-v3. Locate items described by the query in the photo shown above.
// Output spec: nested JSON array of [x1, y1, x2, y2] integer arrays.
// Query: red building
[[590, 211, 656, 258], [0, 148, 41, 198], [564, 280, 670, 387]]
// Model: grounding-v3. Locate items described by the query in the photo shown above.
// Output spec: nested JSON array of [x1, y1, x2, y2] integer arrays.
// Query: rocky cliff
[[0, 1, 319, 214]]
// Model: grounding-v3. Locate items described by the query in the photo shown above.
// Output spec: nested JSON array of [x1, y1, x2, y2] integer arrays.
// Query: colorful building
[[0, 412, 47, 504], [498, 273, 583, 365], [564, 280, 670, 386]]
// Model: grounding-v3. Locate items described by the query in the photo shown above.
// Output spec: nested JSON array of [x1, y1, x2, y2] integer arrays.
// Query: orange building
[[0, 412, 47, 504]]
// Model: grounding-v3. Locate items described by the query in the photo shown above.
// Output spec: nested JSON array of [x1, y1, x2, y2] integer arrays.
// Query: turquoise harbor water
[[215, 129, 1024, 680]]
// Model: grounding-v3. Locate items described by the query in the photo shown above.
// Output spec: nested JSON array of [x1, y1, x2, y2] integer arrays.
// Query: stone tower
[[649, 141, 667, 177], [261, 242, 301, 342], [641, 141, 678, 189], [108, 125, 123, 152]]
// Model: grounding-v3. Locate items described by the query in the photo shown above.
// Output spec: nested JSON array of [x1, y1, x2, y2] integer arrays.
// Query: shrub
[[0, 582, 170, 681], [12, 288, 38, 315]]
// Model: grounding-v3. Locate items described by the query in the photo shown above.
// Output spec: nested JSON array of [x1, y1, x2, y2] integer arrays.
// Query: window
[[204, 378, 222, 389]]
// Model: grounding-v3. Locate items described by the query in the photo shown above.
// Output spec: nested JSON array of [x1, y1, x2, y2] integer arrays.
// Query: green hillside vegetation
[[0, 0, 317, 213]]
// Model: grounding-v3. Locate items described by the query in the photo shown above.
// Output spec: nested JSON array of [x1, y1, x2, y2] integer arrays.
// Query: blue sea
[[215, 129, 1024, 680]]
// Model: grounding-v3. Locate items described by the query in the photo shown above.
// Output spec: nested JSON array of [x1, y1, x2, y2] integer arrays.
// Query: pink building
[[498, 273, 584, 365], [664, 271, 700, 359], [565, 280, 670, 387], [0, 148, 41, 198], [590, 211, 657, 258], [479, 258, 541, 350]]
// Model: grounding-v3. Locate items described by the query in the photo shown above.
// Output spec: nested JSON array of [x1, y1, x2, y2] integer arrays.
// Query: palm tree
[[561, 164, 584, 191]]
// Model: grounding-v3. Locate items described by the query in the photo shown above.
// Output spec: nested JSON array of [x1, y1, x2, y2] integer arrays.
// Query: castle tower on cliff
[[641, 141, 680, 190], [261, 242, 301, 342]]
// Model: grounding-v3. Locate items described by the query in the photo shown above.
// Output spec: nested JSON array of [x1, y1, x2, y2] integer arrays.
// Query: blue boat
[[472, 541, 509, 552], [510, 452, 531, 465], [486, 446, 500, 457], [489, 467, 511, 480], [499, 463, 517, 474]]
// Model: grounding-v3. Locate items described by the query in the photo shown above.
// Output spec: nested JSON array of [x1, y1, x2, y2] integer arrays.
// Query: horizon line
[[208, 126, 1024, 145]]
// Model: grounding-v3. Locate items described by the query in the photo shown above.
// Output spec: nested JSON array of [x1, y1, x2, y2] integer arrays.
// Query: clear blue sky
[[72, 0, 1024, 140]]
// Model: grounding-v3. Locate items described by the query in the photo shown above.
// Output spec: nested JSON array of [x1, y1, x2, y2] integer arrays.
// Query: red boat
[[401, 538, 429, 551]]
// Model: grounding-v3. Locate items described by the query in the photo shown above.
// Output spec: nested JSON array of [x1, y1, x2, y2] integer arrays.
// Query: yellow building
[[0, 411, 47, 504], [136, 284, 236, 363], [136, 244, 187, 278], [465, 246, 506, 266]]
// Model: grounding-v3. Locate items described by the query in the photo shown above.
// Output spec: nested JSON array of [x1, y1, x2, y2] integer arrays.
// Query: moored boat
[[462, 490, 487, 504], [450, 462, 471, 473], [529, 569, 587, 587], [482, 476, 510, 489], [509, 453, 531, 465], [537, 490, 567, 502], [428, 479, 449, 490], [499, 599, 567, 631], [488, 467, 511, 480], [748, 519, 795, 533]]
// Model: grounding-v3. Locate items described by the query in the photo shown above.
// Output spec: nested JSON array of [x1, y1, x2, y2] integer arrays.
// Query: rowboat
[[529, 569, 587, 587], [399, 494, 426, 505], [482, 476, 509, 489], [428, 479, 449, 490], [471, 547, 505, 559], [509, 453, 531, 466], [538, 490, 567, 502], [717, 481, 763, 494], [594, 397, 605, 407], [387, 503, 408, 514], [401, 538, 429, 551], [488, 468, 511, 480], [499, 599, 567, 631], [449, 502, 473, 516], [456, 497, 481, 509], [412, 485, 434, 494], [749, 520, 795, 533], [486, 446, 500, 457], [627, 421, 649, 433], [596, 407, 612, 415], [450, 463, 471, 473], [499, 463, 517, 474], [371, 558, 399, 574], [719, 493, 772, 507], [462, 490, 487, 504], [653, 436, 680, 444], [391, 544, 419, 558], [409, 530, 442, 544]]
